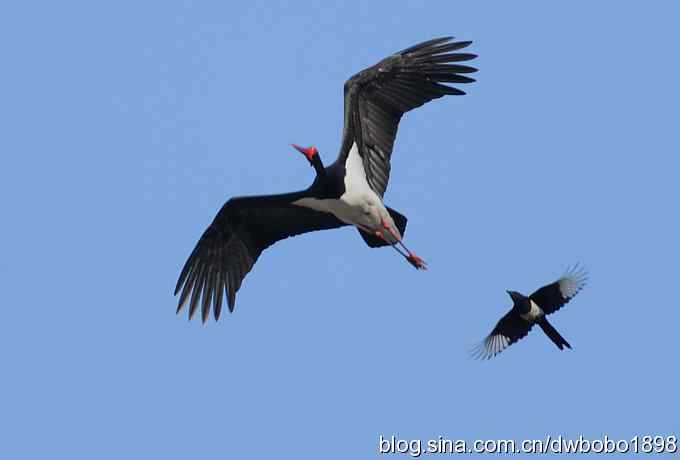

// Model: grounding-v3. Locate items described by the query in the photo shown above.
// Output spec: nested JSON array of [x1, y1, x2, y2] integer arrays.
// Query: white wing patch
[[471, 333, 511, 360], [520, 300, 543, 321], [558, 263, 588, 300]]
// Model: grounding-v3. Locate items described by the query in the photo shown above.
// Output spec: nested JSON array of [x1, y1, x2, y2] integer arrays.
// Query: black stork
[[175, 37, 477, 322], [472, 265, 589, 360]]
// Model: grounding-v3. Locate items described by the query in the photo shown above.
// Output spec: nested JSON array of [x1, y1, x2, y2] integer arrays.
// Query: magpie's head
[[506, 290, 526, 305]]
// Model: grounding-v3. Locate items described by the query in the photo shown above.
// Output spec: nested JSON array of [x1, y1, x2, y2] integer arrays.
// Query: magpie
[[472, 264, 588, 360]]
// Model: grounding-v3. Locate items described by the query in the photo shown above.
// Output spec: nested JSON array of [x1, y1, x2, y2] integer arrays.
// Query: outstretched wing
[[338, 37, 477, 197], [174, 196, 347, 323], [471, 310, 534, 360], [530, 264, 588, 316]]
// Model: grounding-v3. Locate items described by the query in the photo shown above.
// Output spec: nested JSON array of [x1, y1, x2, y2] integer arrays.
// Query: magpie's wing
[[471, 310, 534, 360], [338, 37, 477, 197], [174, 195, 347, 323], [530, 264, 588, 316]]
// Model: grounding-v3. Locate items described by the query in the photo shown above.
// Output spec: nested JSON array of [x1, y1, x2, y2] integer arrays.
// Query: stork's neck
[[310, 153, 326, 178]]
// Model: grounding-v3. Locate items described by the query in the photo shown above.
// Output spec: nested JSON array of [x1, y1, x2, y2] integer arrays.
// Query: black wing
[[471, 310, 534, 360], [174, 196, 347, 323], [338, 37, 477, 197], [530, 264, 588, 316]]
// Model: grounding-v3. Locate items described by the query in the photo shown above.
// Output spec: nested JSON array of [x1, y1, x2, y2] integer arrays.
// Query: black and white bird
[[472, 265, 588, 359], [174, 37, 477, 322]]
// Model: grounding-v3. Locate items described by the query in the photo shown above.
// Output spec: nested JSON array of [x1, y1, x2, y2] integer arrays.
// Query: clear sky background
[[1, 1, 678, 458]]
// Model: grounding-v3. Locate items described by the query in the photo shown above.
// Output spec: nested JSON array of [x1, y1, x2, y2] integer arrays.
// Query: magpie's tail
[[537, 318, 572, 350]]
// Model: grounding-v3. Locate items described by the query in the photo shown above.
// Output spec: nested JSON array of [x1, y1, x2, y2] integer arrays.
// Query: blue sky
[[1, 1, 678, 458]]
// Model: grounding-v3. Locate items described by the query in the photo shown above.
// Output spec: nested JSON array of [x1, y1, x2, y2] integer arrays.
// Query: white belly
[[293, 143, 394, 233], [520, 300, 544, 321], [293, 195, 374, 226]]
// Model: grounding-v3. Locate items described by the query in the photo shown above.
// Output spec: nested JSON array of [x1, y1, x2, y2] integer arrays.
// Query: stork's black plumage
[[174, 193, 347, 322], [472, 265, 588, 360], [175, 37, 477, 322], [339, 37, 477, 197]]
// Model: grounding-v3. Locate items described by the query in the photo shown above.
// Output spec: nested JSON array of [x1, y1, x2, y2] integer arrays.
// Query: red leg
[[381, 218, 401, 241], [380, 219, 427, 270]]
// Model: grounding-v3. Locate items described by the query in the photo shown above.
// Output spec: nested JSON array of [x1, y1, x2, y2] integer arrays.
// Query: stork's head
[[292, 144, 325, 177], [292, 144, 318, 164]]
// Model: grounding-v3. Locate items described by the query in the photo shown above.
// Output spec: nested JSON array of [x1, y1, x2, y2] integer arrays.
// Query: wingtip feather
[[398, 36, 455, 55]]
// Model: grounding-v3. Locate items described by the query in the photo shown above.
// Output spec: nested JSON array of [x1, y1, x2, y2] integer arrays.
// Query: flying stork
[[175, 37, 477, 322]]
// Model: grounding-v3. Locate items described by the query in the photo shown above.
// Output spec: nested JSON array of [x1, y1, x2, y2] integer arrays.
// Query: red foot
[[407, 253, 428, 270]]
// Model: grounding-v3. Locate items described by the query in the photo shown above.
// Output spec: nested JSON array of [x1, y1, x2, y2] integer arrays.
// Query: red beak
[[292, 144, 318, 162]]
